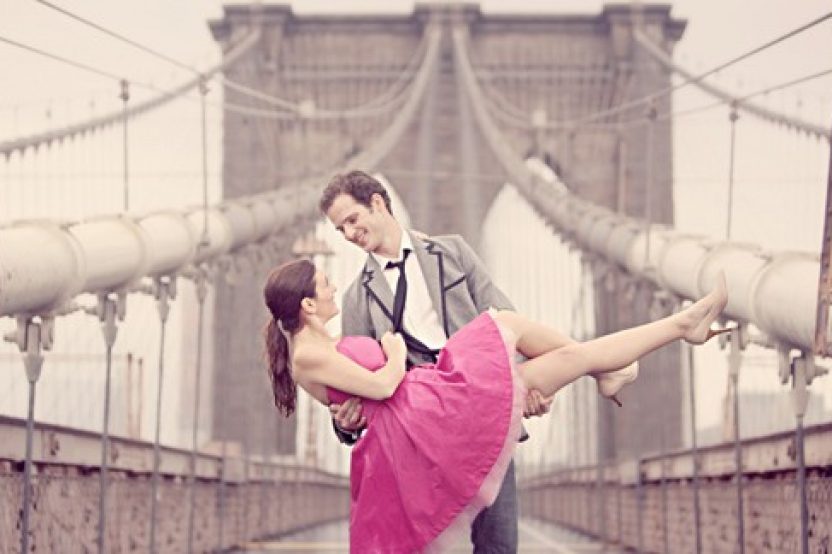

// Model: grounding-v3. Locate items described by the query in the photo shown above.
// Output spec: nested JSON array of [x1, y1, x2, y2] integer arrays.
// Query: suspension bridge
[[1, 2, 831, 552]]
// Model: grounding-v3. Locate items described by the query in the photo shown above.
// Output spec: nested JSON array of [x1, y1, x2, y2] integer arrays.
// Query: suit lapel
[[361, 257, 395, 326], [412, 233, 450, 338]]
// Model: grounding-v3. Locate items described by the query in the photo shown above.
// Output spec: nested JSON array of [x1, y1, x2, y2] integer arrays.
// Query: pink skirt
[[332, 311, 525, 553]]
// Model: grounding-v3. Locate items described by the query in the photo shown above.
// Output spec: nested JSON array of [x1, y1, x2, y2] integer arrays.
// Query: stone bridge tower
[[210, 3, 685, 459]]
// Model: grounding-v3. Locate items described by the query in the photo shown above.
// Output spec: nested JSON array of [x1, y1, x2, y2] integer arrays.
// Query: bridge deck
[[237, 518, 623, 553]]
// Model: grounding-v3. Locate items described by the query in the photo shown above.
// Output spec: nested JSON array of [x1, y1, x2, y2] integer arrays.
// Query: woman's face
[[311, 270, 339, 322]]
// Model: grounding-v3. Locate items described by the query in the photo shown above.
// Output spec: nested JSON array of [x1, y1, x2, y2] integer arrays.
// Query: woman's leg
[[492, 274, 727, 398]]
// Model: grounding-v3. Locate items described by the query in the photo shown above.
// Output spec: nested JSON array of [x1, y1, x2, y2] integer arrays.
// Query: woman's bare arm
[[294, 335, 406, 401]]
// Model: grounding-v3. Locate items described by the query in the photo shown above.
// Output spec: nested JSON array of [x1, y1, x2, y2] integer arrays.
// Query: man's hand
[[330, 397, 366, 432], [523, 389, 554, 418]]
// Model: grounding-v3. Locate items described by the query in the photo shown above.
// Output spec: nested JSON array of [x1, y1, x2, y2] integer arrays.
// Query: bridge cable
[[725, 105, 739, 240], [32, 0, 297, 113], [634, 29, 831, 139], [2, 16, 429, 158], [481, 57, 832, 139], [644, 65, 832, 126], [33, 0, 430, 119], [0, 30, 259, 156], [466, 11, 831, 136], [120, 80, 130, 212], [0, 35, 128, 82], [219, 30, 429, 119], [34, 0, 200, 75], [563, 11, 832, 127], [29, 0, 307, 112]]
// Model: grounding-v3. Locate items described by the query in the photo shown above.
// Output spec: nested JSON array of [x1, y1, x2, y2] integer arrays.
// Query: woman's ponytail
[[263, 258, 316, 417], [265, 318, 297, 417]]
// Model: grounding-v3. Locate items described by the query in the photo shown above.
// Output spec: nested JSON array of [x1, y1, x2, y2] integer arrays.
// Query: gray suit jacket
[[335, 231, 519, 443]]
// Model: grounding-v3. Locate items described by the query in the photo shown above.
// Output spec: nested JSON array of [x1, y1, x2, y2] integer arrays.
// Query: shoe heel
[[609, 395, 623, 408], [706, 327, 733, 341]]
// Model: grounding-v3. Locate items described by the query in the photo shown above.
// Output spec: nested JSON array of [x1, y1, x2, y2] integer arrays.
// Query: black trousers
[[470, 460, 518, 553]]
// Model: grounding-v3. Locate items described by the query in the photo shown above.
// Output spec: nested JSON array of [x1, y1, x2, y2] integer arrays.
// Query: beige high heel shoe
[[596, 361, 639, 407], [683, 271, 731, 345]]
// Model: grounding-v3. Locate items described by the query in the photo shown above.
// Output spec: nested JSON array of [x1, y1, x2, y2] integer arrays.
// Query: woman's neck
[[295, 319, 334, 344]]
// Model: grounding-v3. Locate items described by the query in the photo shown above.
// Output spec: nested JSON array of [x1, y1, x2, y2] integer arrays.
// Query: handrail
[[0, 24, 442, 319]]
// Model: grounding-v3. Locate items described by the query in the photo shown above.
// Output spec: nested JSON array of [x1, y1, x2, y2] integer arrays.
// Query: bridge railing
[[0, 18, 443, 553], [453, 20, 832, 553], [519, 421, 832, 553], [0, 414, 349, 553]]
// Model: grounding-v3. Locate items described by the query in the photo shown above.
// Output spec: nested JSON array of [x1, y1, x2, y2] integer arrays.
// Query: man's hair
[[319, 170, 393, 215]]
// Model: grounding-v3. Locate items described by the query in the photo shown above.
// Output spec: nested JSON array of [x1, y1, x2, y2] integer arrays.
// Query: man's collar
[[370, 227, 413, 268]]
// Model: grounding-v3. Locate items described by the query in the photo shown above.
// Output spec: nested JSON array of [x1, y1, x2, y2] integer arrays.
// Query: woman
[[263, 259, 727, 553]]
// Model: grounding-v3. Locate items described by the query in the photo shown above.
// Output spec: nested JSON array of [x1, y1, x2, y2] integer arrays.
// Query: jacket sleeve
[[452, 236, 515, 312], [341, 278, 373, 339], [331, 276, 372, 445]]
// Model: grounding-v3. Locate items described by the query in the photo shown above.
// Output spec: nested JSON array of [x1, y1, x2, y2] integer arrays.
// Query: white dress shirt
[[371, 229, 448, 350]]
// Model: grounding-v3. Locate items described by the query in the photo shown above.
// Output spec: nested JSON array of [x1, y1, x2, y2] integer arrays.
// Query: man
[[319, 170, 552, 552]]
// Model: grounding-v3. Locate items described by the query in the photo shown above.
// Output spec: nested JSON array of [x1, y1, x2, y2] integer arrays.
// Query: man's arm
[[453, 236, 514, 312], [455, 236, 575, 349]]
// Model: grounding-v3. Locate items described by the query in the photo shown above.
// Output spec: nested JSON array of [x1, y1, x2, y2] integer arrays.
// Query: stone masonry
[[209, 3, 686, 459], [519, 422, 832, 553]]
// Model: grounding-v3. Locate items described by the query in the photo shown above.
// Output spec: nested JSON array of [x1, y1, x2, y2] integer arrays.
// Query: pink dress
[[328, 311, 526, 553]]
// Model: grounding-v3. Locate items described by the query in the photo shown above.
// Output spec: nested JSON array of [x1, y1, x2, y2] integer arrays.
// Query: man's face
[[326, 193, 388, 253]]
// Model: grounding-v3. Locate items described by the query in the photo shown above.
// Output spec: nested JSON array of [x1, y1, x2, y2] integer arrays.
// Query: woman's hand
[[379, 332, 407, 397], [380, 331, 407, 363]]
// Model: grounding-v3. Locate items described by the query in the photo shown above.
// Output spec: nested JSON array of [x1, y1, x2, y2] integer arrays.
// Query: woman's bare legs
[[493, 273, 728, 398]]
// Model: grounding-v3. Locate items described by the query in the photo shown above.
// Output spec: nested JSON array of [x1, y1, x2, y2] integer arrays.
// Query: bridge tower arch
[[209, 3, 685, 458]]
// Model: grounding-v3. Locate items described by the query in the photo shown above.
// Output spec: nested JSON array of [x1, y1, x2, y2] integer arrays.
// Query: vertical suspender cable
[[120, 80, 130, 212], [187, 75, 211, 553], [687, 344, 702, 554], [793, 361, 809, 554], [644, 103, 657, 267], [149, 277, 173, 553], [95, 295, 121, 553], [186, 273, 208, 553], [726, 103, 739, 239], [199, 76, 210, 242], [9, 319, 45, 554], [727, 330, 746, 554]]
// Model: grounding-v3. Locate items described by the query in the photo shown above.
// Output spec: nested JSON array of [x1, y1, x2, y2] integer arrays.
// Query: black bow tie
[[385, 248, 411, 270]]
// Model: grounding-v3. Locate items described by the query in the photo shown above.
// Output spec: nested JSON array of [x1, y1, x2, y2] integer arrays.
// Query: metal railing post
[[725, 325, 748, 554], [88, 292, 126, 553], [186, 268, 208, 553], [780, 349, 827, 554], [4, 316, 51, 554], [686, 343, 702, 554], [148, 275, 175, 554]]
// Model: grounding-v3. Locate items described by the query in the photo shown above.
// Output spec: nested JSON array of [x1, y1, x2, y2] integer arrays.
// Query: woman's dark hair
[[263, 258, 317, 417]]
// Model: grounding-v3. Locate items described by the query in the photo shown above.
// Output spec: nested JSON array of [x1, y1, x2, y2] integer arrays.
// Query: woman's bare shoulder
[[292, 339, 338, 372]]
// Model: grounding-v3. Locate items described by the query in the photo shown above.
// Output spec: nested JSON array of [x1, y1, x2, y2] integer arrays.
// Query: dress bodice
[[327, 336, 387, 405]]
